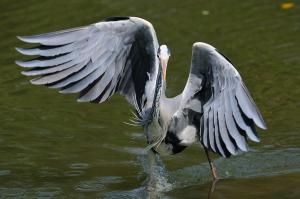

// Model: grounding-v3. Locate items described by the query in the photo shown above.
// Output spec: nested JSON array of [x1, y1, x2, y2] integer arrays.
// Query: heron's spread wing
[[173, 42, 266, 157], [16, 17, 160, 111]]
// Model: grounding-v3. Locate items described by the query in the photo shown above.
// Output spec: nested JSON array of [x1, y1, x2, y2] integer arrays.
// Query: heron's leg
[[204, 147, 219, 181], [207, 178, 218, 199]]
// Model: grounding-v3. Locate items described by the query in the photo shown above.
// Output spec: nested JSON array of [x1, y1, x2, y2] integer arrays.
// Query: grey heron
[[15, 16, 267, 180]]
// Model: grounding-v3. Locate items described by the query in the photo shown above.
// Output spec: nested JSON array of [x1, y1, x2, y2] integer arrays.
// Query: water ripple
[[64, 170, 85, 177], [0, 170, 10, 176], [34, 187, 62, 198], [0, 188, 25, 198], [69, 163, 89, 170], [75, 176, 124, 193]]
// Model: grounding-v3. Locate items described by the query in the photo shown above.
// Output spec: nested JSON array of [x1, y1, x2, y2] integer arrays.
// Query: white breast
[[159, 94, 182, 128], [178, 125, 197, 146]]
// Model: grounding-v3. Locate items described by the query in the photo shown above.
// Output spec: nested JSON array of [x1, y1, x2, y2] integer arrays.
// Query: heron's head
[[158, 44, 170, 81]]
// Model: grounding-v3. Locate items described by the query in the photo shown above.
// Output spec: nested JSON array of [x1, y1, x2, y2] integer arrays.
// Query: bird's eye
[[157, 47, 161, 56]]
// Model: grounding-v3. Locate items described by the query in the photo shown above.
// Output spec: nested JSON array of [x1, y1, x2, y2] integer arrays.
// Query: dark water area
[[0, 0, 299, 198]]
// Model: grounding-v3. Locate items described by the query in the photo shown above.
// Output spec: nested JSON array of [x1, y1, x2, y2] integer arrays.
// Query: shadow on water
[[100, 146, 300, 199]]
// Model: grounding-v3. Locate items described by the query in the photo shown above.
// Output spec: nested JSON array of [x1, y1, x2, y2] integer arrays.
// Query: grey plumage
[[16, 17, 160, 111], [167, 42, 266, 157], [16, 17, 266, 159]]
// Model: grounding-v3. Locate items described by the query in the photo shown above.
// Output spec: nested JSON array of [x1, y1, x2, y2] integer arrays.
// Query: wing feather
[[16, 17, 160, 112], [213, 104, 226, 156], [16, 40, 86, 57], [17, 27, 89, 45], [78, 62, 116, 102], [224, 91, 247, 151], [208, 108, 216, 152], [236, 83, 266, 129], [218, 100, 237, 155], [229, 89, 260, 142], [202, 106, 209, 148], [21, 61, 75, 76], [172, 42, 266, 157], [31, 60, 89, 85]]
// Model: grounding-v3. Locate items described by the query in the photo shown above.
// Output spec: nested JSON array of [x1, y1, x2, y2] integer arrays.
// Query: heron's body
[[15, 16, 267, 180], [160, 94, 182, 128]]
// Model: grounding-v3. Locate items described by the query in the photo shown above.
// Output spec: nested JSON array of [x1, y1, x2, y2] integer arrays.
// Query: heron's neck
[[159, 80, 182, 128], [161, 80, 167, 99]]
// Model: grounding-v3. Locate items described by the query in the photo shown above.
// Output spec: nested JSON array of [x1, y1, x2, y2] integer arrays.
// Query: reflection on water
[[0, 0, 300, 198]]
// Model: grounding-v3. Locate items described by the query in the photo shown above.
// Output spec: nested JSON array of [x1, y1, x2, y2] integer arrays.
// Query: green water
[[1, 0, 300, 198]]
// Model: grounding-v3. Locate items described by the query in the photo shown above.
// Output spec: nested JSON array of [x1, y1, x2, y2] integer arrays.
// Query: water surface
[[0, 0, 299, 198]]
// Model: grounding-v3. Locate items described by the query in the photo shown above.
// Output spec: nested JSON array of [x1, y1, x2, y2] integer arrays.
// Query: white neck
[[161, 79, 167, 99]]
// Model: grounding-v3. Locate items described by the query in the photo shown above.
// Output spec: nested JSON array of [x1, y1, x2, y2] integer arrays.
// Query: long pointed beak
[[161, 57, 168, 81]]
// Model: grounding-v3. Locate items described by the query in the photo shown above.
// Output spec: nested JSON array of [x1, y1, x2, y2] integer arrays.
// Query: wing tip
[[257, 119, 267, 130], [251, 135, 260, 143], [30, 78, 44, 85], [77, 97, 90, 103], [59, 89, 78, 94], [15, 60, 37, 68], [15, 47, 38, 56], [21, 70, 31, 76], [231, 149, 238, 156], [17, 35, 36, 43], [15, 47, 23, 54], [16, 35, 24, 41], [239, 143, 249, 152], [237, 83, 268, 131], [59, 90, 68, 94], [15, 60, 27, 67]]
